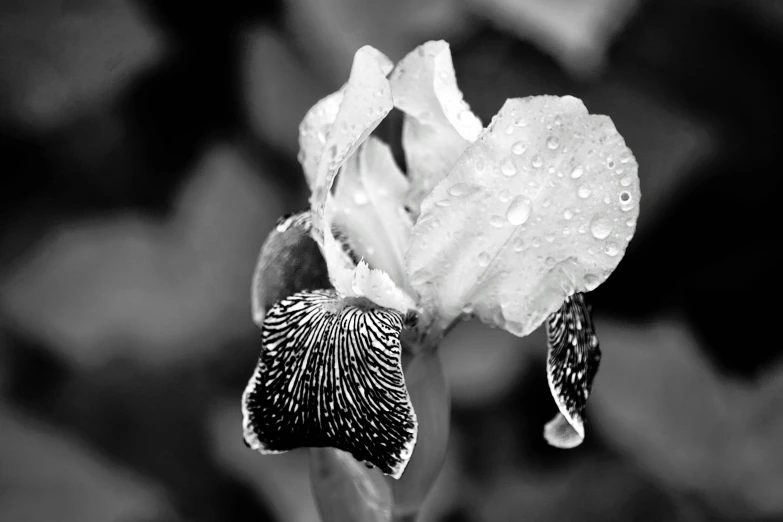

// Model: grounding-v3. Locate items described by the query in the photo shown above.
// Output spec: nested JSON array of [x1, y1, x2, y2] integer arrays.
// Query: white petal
[[390, 40, 482, 215], [405, 95, 640, 337], [332, 137, 413, 290], [298, 90, 345, 188], [309, 46, 394, 242]]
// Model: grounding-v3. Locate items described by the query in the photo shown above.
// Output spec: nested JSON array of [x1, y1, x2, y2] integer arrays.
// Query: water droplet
[[353, 191, 369, 206], [620, 150, 633, 163], [584, 273, 600, 291], [542, 199, 552, 208], [626, 218, 636, 227], [554, 115, 563, 126], [514, 118, 527, 127], [545, 256, 556, 266], [498, 189, 511, 203], [620, 191, 632, 203], [513, 237, 525, 252], [501, 159, 517, 177], [462, 303, 474, 314], [621, 176, 632, 187], [607, 157, 616, 169], [478, 252, 491, 267], [545, 234, 555, 243], [507, 196, 532, 225], [590, 215, 613, 239], [512, 142, 526, 155], [604, 242, 620, 257], [548, 166, 556, 174], [531, 155, 543, 168], [563, 227, 571, 236], [570, 165, 584, 179], [577, 185, 592, 199], [505, 124, 515, 135], [374, 89, 385, 97], [563, 208, 574, 220], [448, 183, 470, 197], [546, 136, 560, 150], [532, 239, 541, 248], [435, 199, 451, 207], [489, 215, 505, 228]]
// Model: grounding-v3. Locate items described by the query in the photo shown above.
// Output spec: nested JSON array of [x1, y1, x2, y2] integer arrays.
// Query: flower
[[242, 41, 640, 480]]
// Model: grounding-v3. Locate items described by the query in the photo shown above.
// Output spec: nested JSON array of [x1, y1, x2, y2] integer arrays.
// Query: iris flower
[[242, 41, 640, 480]]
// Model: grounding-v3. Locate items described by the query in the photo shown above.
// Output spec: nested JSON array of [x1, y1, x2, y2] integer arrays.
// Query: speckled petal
[[309, 46, 394, 242], [405, 95, 640, 337], [332, 136, 413, 290], [544, 293, 601, 447], [251, 211, 330, 325], [242, 290, 418, 479], [299, 91, 345, 188], [390, 40, 482, 215]]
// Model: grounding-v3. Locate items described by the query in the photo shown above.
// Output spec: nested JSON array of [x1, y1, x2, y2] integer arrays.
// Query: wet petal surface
[[332, 137, 413, 289], [309, 46, 394, 241], [299, 91, 345, 188], [406, 95, 640, 336], [545, 293, 601, 447], [242, 290, 417, 478], [391, 40, 482, 215]]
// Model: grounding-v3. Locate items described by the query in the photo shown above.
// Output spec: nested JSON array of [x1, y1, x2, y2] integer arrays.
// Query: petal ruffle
[[405, 95, 640, 337], [544, 293, 601, 448], [332, 136, 414, 290], [309, 46, 394, 242], [251, 211, 330, 325], [390, 40, 482, 215], [242, 289, 418, 479]]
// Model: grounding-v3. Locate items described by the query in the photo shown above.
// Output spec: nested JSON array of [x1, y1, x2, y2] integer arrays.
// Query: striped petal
[[251, 211, 329, 325], [242, 290, 418, 479], [544, 293, 601, 448]]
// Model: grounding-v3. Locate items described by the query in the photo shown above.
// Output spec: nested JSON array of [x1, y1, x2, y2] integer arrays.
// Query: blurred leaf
[[0, 0, 165, 130], [310, 448, 393, 522], [0, 401, 177, 522], [462, 0, 641, 78], [0, 144, 283, 367], [592, 318, 783, 517]]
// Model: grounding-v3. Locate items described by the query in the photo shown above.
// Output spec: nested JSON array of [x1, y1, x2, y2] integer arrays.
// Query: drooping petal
[[242, 290, 418, 479], [332, 136, 414, 289], [251, 211, 330, 325], [405, 95, 640, 337], [390, 40, 482, 215], [309, 46, 394, 242], [544, 293, 601, 448]]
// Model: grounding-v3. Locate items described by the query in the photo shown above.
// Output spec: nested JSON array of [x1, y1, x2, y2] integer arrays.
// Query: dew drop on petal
[[353, 190, 369, 206], [478, 252, 491, 267], [505, 124, 515, 135], [577, 185, 592, 199], [435, 199, 451, 207], [512, 142, 526, 155], [562, 227, 571, 236], [584, 273, 600, 291], [563, 209, 574, 220], [545, 256, 556, 266], [570, 165, 584, 179], [507, 196, 532, 226], [498, 189, 511, 203], [607, 157, 616, 169], [531, 155, 544, 168], [605, 242, 620, 257], [489, 215, 505, 228], [554, 115, 563, 126], [620, 176, 632, 187], [512, 237, 525, 252], [589, 214, 613, 239], [546, 136, 560, 150], [626, 217, 636, 227], [514, 117, 527, 127], [501, 159, 517, 177]]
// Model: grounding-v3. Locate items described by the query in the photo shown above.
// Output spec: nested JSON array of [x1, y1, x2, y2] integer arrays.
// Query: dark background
[[1, 0, 781, 521]]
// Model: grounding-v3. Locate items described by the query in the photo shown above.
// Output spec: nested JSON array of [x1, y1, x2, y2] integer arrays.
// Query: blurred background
[[1, 0, 781, 520]]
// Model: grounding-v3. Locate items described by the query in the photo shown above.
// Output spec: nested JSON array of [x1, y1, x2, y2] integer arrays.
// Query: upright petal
[[405, 95, 640, 337], [309, 46, 394, 242], [391, 41, 482, 215], [299, 91, 345, 188], [332, 136, 413, 289], [544, 293, 601, 448], [242, 290, 417, 478], [251, 211, 330, 325]]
